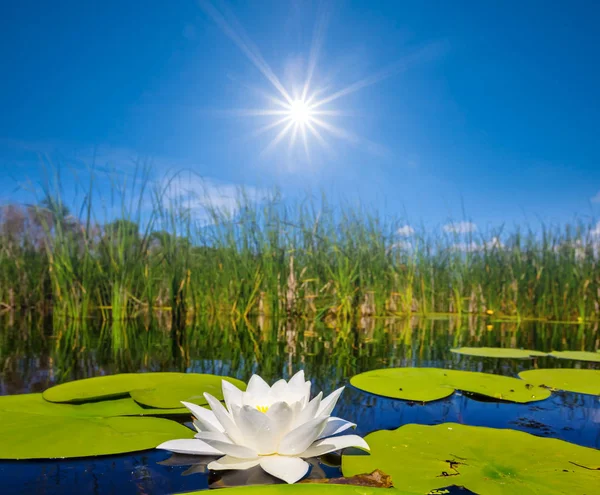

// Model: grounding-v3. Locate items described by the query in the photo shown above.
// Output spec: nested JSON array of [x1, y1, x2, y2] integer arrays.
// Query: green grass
[[0, 170, 598, 323]]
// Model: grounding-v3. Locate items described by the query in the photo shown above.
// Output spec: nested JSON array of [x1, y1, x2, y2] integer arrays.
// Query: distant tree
[[39, 195, 70, 222], [103, 219, 140, 241]]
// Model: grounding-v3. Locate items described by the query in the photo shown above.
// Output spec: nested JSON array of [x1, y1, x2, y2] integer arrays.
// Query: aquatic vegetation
[[1, 172, 600, 323], [451, 347, 548, 359], [0, 372, 248, 459], [43, 372, 246, 405], [178, 485, 412, 495], [519, 369, 600, 396], [157, 371, 369, 484], [0, 359, 598, 491], [548, 350, 600, 362], [178, 485, 410, 495], [0, 393, 188, 417], [0, 414, 192, 460], [452, 347, 600, 362], [342, 423, 600, 495], [350, 368, 552, 403]]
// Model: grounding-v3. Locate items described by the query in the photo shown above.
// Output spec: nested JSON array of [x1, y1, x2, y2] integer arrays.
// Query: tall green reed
[[0, 169, 598, 324]]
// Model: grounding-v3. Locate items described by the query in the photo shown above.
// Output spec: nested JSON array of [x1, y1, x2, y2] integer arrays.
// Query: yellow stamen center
[[256, 405, 269, 413]]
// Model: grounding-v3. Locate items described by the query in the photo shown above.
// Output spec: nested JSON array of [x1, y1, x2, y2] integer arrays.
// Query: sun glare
[[289, 99, 311, 125], [200, 1, 395, 161]]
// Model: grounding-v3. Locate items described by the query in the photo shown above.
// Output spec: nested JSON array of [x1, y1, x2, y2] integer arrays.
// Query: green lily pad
[[451, 347, 548, 359], [350, 368, 551, 403], [0, 411, 193, 459], [548, 351, 600, 363], [0, 393, 188, 417], [178, 485, 414, 494], [342, 423, 600, 495], [130, 374, 246, 409], [519, 369, 600, 396], [43, 372, 246, 406]]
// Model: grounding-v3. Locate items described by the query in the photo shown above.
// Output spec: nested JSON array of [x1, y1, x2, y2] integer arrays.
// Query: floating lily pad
[[519, 369, 600, 396], [178, 485, 416, 494], [0, 393, 188, 417], [43, 372, 245, 406], [130, 374, 246, 409], [342, 423, 600, 495], [451, 347, 548, 359], [0, 411, 193, 459], [350, 368, 551, 403], [548, 351, 600, 363]]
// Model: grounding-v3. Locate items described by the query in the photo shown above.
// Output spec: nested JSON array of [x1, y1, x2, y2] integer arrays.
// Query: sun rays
[[199, 0, 408, 161]]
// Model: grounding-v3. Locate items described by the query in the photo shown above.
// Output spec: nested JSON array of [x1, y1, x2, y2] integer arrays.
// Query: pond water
[[0, 315, 598, 494]]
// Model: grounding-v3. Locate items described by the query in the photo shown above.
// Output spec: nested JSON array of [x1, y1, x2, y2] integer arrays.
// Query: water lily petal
[[247, 374, 271, 396], [266, 401, 294, 441], [156, 438, 223, 456], [259, 455, 310, 484], [278, 415, 329, 455], [203, 393, 245, 445], [182, 401, 224, 433], [292, 391, 322, 428], [316, 387, 344, 417], [299, 434, 370, 458], [200, 437, 258, 459], [270, 379, 288, 398], [288, 370, 305, 390], [288, 372, 311, 405], [222, 380, 244, 412], [317, 417, 356, 439], [195, 431, 232, 443], [208, 455, 260, 471], [301, 381, 311, 406], [232, 405, 278, 455]]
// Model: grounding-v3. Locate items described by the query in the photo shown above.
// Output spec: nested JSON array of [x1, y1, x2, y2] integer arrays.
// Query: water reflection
[[0, 315, 598, 494]]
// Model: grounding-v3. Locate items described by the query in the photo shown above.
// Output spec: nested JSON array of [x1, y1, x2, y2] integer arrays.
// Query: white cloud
[[591, 191, 600, 203], [0, 140, 274, 230], [388, 240, 413, 252], [160, 174, 270, 222], [485, 236, 503, 249], [591, 221, 600, 237], [396, 225, 415, 237], [443, 221, 477, 234], [452, 236, 503, 253], [451, 241, 478, 252], [554, 239, 588, 261]]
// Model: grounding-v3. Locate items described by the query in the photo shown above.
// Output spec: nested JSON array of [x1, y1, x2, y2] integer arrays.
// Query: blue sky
[[1, 0, 599, 232]]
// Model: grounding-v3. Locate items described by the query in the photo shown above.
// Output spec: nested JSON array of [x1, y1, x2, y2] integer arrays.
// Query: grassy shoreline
[[1, 174, 599, 324]]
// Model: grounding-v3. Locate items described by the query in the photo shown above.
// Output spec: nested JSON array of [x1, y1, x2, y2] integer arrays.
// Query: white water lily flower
[[157, 371, 369, 484]]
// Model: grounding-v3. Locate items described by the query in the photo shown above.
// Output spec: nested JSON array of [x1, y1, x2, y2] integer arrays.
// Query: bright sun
[[288, 99, 311, 125], [201, 1, 392, 161]]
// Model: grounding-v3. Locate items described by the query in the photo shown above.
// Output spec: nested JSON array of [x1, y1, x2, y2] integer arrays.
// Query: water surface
[[0, 315, 598, 494]]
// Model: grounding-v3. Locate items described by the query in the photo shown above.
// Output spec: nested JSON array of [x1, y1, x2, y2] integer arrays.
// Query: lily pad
[[43, 372, 246, 406], [342, 423, 600, 495], [451, 347, 548, 359], [548, 351, 600, 363], [130, 374, 246, 409], [0, 393, 188, 417], [0, 411, 194, 459], [350, 368, 551, 403], [177, 485, 415, 494], [519, 369, 600, 396]]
